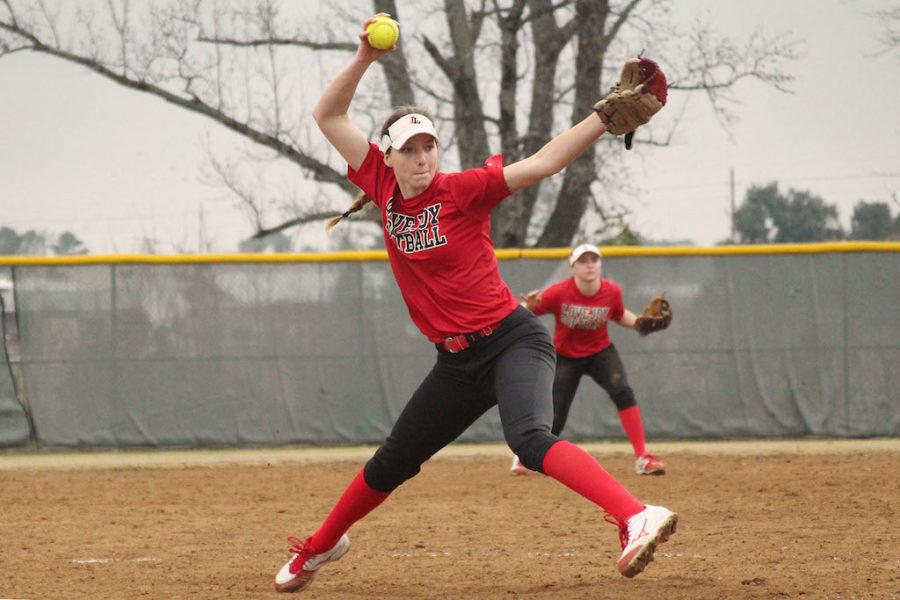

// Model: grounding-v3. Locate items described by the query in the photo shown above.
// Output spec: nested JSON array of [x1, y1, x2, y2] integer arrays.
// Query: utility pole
[[198, 202, 208, 253], [730, 168, 736, 243]]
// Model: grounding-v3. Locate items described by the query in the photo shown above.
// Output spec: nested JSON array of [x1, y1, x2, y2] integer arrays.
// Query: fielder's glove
[[633, 295, 672, 336], [593, 56, 668, 149]]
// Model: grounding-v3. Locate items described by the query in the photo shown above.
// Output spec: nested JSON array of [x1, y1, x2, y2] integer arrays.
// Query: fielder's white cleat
[[634, 453, 667, 476], [613, 504, 677, 578], [510, 455, 530, 475], [274, 534, 350, 593]]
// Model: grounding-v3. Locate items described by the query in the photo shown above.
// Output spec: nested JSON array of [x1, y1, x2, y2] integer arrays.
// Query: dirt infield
[[1, 440, 898, 599]]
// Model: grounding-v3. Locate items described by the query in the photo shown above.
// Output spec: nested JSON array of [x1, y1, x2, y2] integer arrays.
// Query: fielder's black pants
[[364, 306, 559, 492], [552, 344, 636, 436]]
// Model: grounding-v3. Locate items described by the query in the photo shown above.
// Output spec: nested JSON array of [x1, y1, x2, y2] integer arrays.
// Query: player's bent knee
[[612, 387, 636, 411], [364, 448, 423, 492], [510, 430, 558, 473]]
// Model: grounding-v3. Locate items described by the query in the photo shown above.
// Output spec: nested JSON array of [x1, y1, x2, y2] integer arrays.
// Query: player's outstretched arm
[[614, 309, 638, 329], [313, 14, 394, 171], [503, 114, 607, 194]]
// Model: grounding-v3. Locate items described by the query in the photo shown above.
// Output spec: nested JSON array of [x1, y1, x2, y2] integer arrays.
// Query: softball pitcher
[[510, 244, 670, 477], [274, 13, 675, 593]]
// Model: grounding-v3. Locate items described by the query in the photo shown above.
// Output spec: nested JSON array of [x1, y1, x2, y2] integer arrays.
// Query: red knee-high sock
[[618, 405, 648, 458], [310, 469, 390, 551], [542, 440, 644, 523]]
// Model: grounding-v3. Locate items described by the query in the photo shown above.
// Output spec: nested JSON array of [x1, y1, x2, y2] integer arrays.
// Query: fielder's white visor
[[569, 243, 602, 265], [379, 113, 439, 152]]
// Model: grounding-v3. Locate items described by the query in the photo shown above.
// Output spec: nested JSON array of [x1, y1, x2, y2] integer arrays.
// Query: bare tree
[[867, 5, 900, 57], [0, 0, 799, 248]]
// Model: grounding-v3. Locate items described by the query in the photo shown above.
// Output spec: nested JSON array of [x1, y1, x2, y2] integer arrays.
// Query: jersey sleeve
[[535, 281, 563, 316], [609, 282, 625, 322], [444, 154, 512, 218], [347, 143, 391, 209]]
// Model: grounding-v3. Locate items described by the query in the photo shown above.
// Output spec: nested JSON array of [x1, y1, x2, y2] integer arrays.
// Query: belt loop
[[444, 335, 469, 353], [440, 320, 501, 354]]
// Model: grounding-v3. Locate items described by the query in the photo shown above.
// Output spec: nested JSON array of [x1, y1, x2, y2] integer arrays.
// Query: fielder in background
[[510, 243, 672, 477], [274, 13, 675, 594]]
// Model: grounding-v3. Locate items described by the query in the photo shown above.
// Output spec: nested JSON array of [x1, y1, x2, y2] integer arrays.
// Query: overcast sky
[[1, 0, 897, 253]]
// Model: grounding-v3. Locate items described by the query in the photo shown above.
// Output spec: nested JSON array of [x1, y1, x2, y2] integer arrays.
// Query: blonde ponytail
[[326, 191, 371, 231]]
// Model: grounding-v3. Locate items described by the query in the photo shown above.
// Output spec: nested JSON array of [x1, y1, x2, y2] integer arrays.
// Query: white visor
[[569, 243, 602, 266], [379, 113, 439, 152]]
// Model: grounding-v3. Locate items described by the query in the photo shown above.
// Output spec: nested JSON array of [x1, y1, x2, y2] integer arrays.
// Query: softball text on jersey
[[349, 143, 519, 341], [535, 278, 625, 358], [384, 200, 448, 253], [560, 304, 611, 330]]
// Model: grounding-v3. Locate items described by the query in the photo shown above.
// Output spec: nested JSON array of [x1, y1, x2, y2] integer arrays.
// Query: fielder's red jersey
[[534, 278, 625, 358], [349, 143, 519, 342]]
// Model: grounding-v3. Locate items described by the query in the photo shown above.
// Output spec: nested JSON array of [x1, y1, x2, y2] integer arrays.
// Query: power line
[[646, 171, 900, 192]]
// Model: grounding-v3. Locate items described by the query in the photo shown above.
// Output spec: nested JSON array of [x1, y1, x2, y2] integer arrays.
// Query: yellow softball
[[366, 16, 400, 50]]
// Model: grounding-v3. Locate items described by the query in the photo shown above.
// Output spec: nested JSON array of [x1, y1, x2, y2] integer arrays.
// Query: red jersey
[[534, 278, 625, 358], [349, 143, 519, 342]]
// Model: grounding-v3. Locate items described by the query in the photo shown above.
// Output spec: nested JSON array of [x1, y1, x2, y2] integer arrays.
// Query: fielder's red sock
[[542, 440, 644, 523], [618, 405, 648, 458], [309, 469, 389, 551]]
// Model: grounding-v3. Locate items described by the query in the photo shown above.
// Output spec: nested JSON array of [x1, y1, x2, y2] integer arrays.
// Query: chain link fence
[[1, 245, 897, 447]]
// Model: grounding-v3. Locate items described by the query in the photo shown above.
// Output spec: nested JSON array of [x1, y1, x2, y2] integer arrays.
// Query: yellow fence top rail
[[0, 241, 897, 266]]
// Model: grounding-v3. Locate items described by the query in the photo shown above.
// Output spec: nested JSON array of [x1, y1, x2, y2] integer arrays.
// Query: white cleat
[[634, 453, 667, 476], [274, 534, 350, 593], [615, 505, 677, 578]]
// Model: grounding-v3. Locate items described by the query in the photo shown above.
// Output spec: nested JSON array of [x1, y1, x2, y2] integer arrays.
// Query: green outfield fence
[[1, 242, 897, 447]]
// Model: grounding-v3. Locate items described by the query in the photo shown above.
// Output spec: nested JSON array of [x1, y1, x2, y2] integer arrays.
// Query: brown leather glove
[[593, 56, 668, 149], [633, 295, 673, 336]]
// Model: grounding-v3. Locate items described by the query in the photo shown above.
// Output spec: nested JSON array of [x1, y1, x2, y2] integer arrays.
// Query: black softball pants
[[552, 344, 636, 436], [364, 306, 559, 492]]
